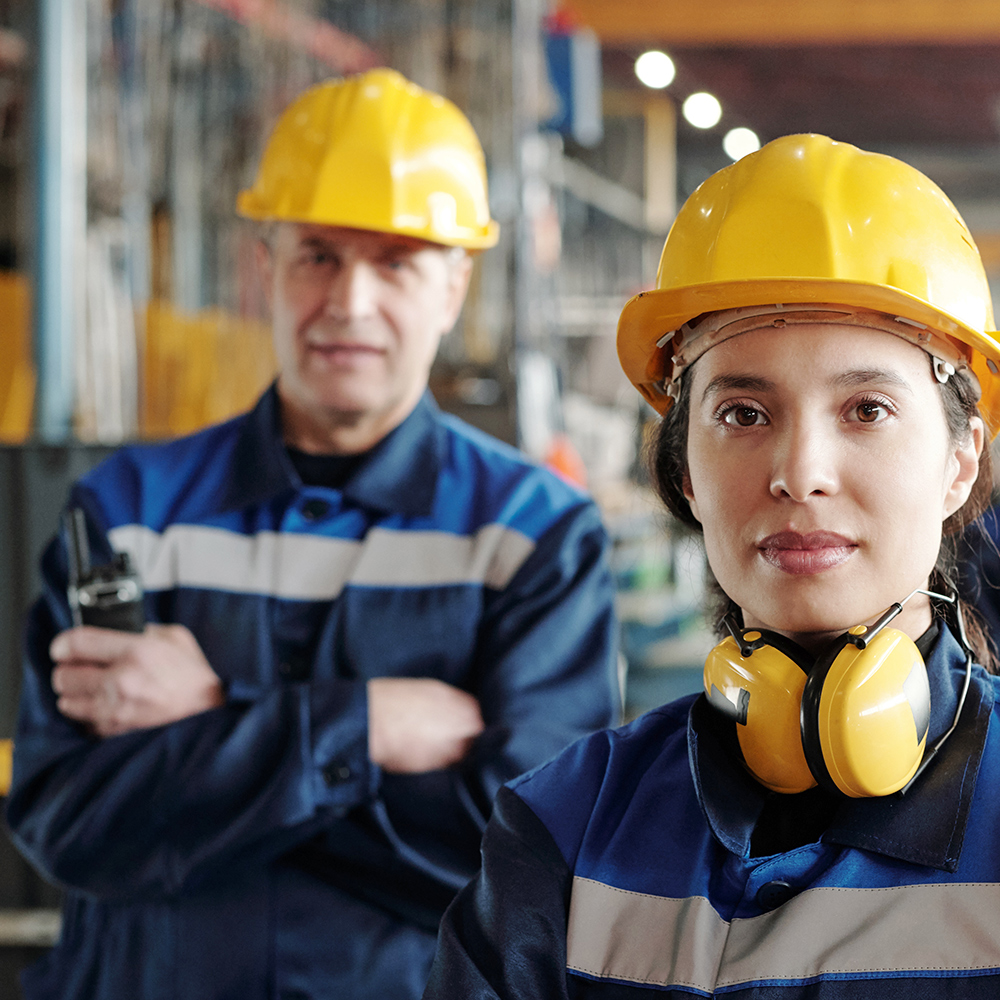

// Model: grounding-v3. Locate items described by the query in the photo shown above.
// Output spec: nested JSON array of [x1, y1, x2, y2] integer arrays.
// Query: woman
[[422, 134, 1000, 998]]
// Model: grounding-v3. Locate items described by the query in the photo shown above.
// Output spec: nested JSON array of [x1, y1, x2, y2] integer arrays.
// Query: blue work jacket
[[7, 387, 620, 1000], [426, 623, 1000, 998], [958, 505, 1000, 642]]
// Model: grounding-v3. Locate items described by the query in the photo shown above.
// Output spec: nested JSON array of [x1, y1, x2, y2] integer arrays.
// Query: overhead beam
[[564, 0, 1000, 46]]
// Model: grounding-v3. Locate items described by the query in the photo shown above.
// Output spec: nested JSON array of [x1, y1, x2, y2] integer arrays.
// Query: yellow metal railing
[[0, 738, 12, 798], [142, 301, 276, 438], [0, 272, 35, 444], [0, 279, 277, 443]]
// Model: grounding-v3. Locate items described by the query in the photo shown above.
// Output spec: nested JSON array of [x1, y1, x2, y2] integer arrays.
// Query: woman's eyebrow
[[700, 374, 775, 402], [832, 368, 913, 392]]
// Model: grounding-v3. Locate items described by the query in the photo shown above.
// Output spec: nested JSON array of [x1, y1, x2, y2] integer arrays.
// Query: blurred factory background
[[1, 0, 1000, 990]]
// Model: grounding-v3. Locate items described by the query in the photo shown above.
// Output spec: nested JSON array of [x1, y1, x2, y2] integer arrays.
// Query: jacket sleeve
[[6, 496, 381, 900], [422, 785, 574, 999], [7, 492, 618, 903], [373, 499, 620, 889]]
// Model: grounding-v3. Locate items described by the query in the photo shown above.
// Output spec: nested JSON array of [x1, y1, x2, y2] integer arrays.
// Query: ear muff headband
[[703, 590, 972, 798]]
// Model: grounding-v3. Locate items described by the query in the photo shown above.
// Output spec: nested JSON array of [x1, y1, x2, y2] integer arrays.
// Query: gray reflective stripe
[[567, 877, 726, 991], [566, 876, 1000, 991], [108, 522, 535, 600], [109, 524, 360, 600], [721, 882, 1000, 986], [350, 524, 535, 589]]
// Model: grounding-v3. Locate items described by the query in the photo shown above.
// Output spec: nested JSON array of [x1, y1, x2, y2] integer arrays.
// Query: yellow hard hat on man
[[617, 133, 1000, 435], [238, 67, 499, 251]]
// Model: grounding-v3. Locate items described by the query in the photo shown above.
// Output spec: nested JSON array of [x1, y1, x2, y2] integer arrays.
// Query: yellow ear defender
[[704, 590, 973, 797]]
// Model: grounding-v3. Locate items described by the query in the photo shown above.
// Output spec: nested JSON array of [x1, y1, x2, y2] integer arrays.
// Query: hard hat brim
[[236, 190, 500, 252], [617, 277, 1000, 437]]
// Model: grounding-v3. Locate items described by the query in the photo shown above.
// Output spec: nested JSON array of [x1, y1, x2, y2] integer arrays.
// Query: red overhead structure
[[194, 0, 382, 72]]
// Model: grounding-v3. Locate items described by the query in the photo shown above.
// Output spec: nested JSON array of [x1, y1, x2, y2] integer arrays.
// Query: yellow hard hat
[[617, 134, 1000, 434], [237, 68, 499, 251]]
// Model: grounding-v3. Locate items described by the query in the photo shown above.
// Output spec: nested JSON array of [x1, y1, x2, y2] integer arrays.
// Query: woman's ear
[[943, 416, 985, 521], [682, 469, 701, 523]]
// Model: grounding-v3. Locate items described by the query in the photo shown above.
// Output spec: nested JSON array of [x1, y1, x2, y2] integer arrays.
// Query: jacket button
[[278, 656, 309, 680], [323, 762, 352, 786], [756, 880, 795, 910], [301, 498, 331, 521]]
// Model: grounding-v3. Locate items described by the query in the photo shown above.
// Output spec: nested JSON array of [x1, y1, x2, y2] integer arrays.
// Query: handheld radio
[[64, 508, 146, 633]]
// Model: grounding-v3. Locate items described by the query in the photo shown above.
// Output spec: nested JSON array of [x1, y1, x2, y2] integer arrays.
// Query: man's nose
[[325, 261, 378, 320], [769, 421, 839, 501]]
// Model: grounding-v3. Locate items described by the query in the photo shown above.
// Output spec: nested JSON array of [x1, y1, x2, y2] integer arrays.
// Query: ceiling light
[[634, 50, 675, 89], [682, 92, 722, 129], [723, 127, 761, 161]]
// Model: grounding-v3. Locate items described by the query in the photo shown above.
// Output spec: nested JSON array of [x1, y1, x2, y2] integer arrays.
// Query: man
[[7, 69, 618, 1000]]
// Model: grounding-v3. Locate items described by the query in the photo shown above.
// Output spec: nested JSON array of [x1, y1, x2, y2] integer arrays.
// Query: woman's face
[[683, 322, 983, 648]]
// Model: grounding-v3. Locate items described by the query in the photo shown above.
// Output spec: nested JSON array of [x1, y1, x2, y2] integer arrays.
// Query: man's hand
[[50, 624, 224, 737], [367, 678, 485, 773]]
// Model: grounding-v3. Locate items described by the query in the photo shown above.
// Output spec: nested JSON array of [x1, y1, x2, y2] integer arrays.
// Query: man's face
[[259, 222, 471, 448]]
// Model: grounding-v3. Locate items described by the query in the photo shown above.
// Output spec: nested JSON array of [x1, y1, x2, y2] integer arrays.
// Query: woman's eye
[[852, 401, 889, 423], [721, 406, 765, 427]]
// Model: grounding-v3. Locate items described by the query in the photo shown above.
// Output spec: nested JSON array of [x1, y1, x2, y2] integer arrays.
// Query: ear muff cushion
[[803, 628, 929, 798], [704, 633, 817, 794]]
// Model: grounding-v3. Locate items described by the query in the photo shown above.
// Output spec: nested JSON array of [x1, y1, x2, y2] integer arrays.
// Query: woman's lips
[[757, 530, 857, 575]]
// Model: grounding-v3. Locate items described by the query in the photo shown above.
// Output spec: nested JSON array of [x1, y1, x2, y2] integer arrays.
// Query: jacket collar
[[222, 383, 445, 518], [689, 624, 994, 872]]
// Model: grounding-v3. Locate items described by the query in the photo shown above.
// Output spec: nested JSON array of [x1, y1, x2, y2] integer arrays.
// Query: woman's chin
[[739, 598, 875, 645]]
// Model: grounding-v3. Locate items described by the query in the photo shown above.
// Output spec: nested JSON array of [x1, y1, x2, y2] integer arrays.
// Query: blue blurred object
[[609, 507, 711, 719], [543, 19, 603, 147], [958, 504, 1000, 645]]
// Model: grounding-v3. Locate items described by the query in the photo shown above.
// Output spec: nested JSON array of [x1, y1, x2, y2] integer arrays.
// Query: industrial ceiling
[[566, 0, 1000, 264]]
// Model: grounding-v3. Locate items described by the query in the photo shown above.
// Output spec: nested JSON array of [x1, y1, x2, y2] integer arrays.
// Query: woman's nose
[[769, 423, 839, 501], [325, 261, 378, 320]]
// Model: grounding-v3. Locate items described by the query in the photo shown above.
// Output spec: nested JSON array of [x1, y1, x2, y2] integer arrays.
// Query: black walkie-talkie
[[64, 508, 146, 632]]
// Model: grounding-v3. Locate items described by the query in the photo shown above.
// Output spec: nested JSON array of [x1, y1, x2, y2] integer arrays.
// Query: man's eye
[[297, 249, 336, 267]]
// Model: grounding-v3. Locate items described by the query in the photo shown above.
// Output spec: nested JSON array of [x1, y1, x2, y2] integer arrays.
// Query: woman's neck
[[743, 590, 934, 656]]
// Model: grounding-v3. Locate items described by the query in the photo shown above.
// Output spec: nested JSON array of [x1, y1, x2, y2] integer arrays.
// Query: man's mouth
[[305, 340, 384, 362]]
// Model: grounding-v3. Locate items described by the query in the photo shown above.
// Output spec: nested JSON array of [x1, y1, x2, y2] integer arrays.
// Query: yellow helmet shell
[[237, 68, 499, 250], [617, 134, 1000, 434]]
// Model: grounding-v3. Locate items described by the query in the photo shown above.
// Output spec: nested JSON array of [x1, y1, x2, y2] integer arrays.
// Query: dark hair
[[650, 358, 998, 672]]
